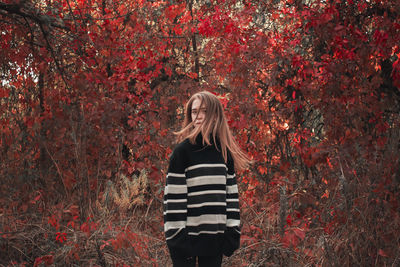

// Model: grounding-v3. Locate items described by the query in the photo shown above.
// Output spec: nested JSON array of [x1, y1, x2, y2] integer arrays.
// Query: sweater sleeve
[[226, 154, 240, 229], [223, 152, 241, 256], [163, 144, 191, 255]]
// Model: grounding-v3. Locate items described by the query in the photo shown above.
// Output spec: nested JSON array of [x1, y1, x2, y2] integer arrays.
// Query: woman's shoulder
[[171, 139, 191, 155], [171, 134, 209, 156]]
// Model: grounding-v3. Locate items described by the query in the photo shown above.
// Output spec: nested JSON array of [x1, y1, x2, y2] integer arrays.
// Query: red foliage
[[1, 0, 400, 265]]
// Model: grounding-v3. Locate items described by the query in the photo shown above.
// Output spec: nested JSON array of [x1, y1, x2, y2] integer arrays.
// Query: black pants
[[171, 254, 223, 267]]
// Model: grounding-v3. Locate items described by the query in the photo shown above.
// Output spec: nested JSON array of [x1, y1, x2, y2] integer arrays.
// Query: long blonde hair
[[174, 91, 251, 171]]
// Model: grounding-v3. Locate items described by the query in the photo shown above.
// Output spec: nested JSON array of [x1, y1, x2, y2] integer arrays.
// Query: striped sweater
[[163, 134, 241, 257]]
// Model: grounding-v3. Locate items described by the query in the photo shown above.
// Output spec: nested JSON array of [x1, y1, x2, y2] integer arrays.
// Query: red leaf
[[279, 161, 290, 172], [282, 231, 298, 247], [334, 25, 345, 32], [24, 117, 34, 128], [165, 4, 185, 21], [34, 255, 53, 267], [137, 58, 148, 70], [378, 249, 388, 257], [293, 228, 305, 241], [286, 214, 293, 226], [377, 136, 387, 148], [178, 11, 192, 24], [173, 25, 183, 35], [0, 88, 9, 98], [198, 18, 215, 36], [32, 194, 41, 203], [271, 12, 280, 20], [187, 72, 198, 79], [56, 232, 67, 243]]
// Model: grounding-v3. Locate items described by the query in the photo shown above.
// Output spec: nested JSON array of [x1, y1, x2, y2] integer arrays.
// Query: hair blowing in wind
[[174, 91, 252, 171]]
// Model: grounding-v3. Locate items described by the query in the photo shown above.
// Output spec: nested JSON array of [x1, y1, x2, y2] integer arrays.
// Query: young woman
[[163, 91, 251, 267]]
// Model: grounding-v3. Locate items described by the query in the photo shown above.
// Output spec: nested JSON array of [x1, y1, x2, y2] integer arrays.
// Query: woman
[[163, 91, 251, 267]]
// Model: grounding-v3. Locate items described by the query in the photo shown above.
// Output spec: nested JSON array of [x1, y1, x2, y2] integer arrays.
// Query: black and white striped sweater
[[163, 134, 241, 257]]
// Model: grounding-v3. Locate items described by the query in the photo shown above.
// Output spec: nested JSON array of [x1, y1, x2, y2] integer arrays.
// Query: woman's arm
[[163, 145, 191, 255], [223, 153, 241, 256]]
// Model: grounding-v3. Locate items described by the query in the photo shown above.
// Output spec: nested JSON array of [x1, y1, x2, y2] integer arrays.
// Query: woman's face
[[191, 98, 206, 130]]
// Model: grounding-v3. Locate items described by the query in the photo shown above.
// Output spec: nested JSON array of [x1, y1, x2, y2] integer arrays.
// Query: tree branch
[[0, 2, 69, 31]]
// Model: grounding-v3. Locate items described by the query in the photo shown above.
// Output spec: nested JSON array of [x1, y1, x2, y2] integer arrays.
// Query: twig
[[144, 197, 154, 219], [38, 22, 70, 90], [42, 141, 68, 197], [0, 2, 68, 30]]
